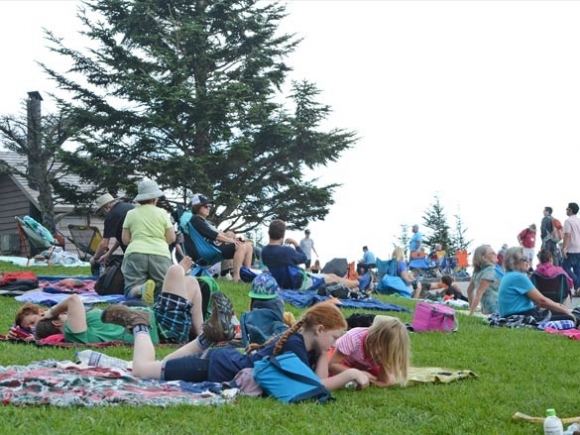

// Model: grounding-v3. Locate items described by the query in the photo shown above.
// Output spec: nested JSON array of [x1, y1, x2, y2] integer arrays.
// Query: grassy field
[[0, 262, 576, 435]]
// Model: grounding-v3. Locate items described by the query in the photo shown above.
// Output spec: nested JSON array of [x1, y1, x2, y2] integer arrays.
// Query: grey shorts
[[121, 253, 172, 299]]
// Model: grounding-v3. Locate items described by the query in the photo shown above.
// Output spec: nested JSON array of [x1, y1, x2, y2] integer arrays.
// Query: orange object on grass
[[456, 250, 469, 268]]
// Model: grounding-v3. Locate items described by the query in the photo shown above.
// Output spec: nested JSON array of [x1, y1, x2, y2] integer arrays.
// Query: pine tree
[[42, 0, 357, 232], [395, 224, 411, 258], [421, 195, 453, 251], [450, 211, 473, 254]]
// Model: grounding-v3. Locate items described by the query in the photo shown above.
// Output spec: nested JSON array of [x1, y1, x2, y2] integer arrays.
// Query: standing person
[[357, 246, 377, 276], [121, 179, 175, 304], [409, 224, 422, 259], [299, 229, 318, 270], [91, 193, 135, 267], [102, 299, 370, 391], [517, 224, 537, 269], [188, 194, 253, 282], [541, 207, 561, 266], [562, 202, 580, 293], [465, 245, 501, 315]]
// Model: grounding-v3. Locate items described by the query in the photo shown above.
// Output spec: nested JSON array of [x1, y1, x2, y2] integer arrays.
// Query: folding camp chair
[[530, 273, 569, 304], [15, 216, 60, 266], [183, 222, 223, 277], [67, 224, 103, 261]]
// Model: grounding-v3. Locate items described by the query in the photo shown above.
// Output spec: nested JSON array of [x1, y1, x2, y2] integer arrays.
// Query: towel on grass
[[39, 276, 97, 294], [407, 367, 477, 385], [0, 360, 233, 407], [279, 290, 410, 312]]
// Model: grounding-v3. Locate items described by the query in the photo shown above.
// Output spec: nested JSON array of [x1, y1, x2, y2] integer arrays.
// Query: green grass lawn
[[0, 262, 576, 434]]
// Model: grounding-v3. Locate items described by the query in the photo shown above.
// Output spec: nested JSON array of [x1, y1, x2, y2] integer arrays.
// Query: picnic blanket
[[279, 289, 410, 312], [39, 277, 97, 294], [15, 291, 126, 306], [0, 360, 233, 407]]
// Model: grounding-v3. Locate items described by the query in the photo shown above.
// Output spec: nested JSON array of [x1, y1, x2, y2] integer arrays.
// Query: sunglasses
[[202, 204, 212, 209], [519, 257, 529, 262]]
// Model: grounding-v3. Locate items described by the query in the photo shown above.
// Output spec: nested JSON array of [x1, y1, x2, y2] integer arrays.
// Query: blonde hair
[[365, 315, 410, 386], [392, 247, 405, 261], [248, 302, 347, 355]]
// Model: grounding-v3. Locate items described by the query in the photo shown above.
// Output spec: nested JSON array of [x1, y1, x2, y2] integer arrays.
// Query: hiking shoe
[[141, 279, 156, 306], [202, 292, 234, 342], [101, 305, 151, 330], [358, 272, 372, 292]]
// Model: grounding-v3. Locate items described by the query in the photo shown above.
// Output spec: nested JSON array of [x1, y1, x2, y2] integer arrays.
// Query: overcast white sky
[[2, 1, 580, 264]]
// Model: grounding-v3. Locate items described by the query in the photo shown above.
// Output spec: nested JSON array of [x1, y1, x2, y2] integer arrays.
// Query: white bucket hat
[[134, 179, 164, 202], [94, 193, 115, 212]]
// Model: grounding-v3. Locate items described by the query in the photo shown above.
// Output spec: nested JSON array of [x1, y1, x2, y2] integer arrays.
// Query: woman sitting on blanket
[[392, 247, 423, 298], [33, 258, 205, 345], [101, 297, 370, 390], [465, 245, 501, 315], [329, 315, 410, 387], [498, 246, 576, 323]]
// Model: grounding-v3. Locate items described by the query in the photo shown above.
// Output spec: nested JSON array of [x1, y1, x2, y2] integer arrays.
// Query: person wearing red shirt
[[517, 224, 537, 269]]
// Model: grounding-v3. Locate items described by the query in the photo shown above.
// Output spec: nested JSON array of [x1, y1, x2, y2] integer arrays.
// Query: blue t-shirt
[[498, 271, 535, 317], [207, 333, 315, 382], [362, 251, 376, 265], [409, 232, 422, 252]]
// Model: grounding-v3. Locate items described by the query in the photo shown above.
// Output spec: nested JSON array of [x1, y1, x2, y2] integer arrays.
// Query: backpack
[[94, 258, 124, 295], [196, 276, 220, 320], [253, 352, 333, 403], [546, 217, 563, 243]]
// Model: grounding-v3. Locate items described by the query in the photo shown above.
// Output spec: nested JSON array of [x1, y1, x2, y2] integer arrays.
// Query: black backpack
[[94, 257, 125, 296]]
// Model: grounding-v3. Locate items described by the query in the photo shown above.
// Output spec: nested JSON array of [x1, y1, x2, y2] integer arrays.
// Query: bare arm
[[469, 279, 491, 315], [165, 226, 176, 244], [45, 294, 87, 334], [98, 239, 120, 264], [92, 238, 110, 263], [527, 289, 574, 316], [122, 228, 131, 246], [562, 233, 571, 259]]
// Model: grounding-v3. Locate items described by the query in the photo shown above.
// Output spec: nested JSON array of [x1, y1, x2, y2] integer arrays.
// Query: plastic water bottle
[[76, 350, 129, 370], [563, 422, 580, 435], [544, 409, 564, 435]]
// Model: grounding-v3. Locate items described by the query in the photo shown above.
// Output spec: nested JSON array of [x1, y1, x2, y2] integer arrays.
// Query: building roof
[[0, 150, 95, 212]]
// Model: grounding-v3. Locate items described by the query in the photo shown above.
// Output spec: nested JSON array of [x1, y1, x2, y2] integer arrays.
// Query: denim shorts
[[162, 352, 211, 382]]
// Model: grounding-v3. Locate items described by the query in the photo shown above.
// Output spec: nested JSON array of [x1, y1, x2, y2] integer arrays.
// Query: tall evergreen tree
[[41, 0, 357, 232], [421, 195, 452, 251], [395, 224, 410, 257], [450, 211, 472, 254]]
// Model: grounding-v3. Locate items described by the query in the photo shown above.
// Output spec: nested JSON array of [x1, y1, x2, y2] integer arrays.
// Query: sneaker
[[141, 279, 156, 306], [202, 292, 234, 342], [358, 272, 372, 292], [101, 305, 151, 330]]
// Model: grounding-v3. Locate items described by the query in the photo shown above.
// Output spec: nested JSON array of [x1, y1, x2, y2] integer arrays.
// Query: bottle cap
[[546, 408, 556, 416]]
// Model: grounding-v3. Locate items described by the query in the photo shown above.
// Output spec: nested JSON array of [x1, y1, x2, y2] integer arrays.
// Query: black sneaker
[[202, 292, 234, 342], [101, 305, 151, 330]]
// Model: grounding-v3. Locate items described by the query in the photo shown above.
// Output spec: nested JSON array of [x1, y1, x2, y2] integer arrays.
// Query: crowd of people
[[7, 187, 580, 396]]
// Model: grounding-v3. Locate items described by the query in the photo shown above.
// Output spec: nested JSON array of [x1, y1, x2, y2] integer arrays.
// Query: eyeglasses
[[566, 208, 571, 211], [519, 257, 529, 262]]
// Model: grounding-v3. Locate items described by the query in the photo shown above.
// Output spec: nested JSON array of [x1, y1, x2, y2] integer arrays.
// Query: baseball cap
[[305, 229, 311, 234], [248, 274, 280, 300], [190, 194, 214, 207]]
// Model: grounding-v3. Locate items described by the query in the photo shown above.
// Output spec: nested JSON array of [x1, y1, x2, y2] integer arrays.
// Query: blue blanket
[[279, 290, 410, 312]]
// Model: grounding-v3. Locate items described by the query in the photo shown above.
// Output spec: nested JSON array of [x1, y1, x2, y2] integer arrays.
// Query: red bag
[[412, 302, 458, 332]]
